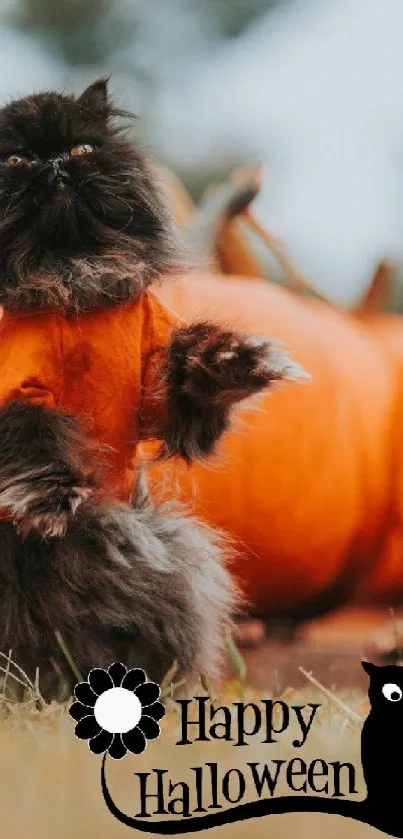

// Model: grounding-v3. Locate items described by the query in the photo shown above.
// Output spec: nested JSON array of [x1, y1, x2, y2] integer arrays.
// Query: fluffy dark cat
[[361, 661, 403, 812], [0, 79, 299, 699]]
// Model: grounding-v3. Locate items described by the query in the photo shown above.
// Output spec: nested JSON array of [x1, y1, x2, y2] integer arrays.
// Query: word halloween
[[131, 759, 357, 819]]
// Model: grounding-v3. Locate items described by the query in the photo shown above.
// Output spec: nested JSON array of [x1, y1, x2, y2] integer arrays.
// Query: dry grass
[[0, 649, 385, 839]]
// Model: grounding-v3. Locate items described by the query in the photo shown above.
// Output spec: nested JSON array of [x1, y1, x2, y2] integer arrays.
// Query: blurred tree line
[[11, 0, 289, 66]]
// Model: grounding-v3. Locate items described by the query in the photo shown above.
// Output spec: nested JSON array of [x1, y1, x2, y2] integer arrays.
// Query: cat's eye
[[70, 143, 95, 157], [4, 154, 28, 166], [382, 683, 403, 702]]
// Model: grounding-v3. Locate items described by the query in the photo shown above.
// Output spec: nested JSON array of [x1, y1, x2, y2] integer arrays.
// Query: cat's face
[[362, 661, 403, 714], [0, 78, 178, 297]]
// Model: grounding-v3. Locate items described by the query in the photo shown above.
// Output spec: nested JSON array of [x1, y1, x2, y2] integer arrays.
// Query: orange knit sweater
[[0, 290, 179, 508]]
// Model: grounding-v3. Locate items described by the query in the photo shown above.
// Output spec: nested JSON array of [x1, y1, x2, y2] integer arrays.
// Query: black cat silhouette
[[100, 662, 403, 836], [361, 661, 403, 818]]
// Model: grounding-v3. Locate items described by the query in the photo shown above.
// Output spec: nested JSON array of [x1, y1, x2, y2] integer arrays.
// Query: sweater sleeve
[[0, 311, 98, 537], [139, 290, 185, 440]]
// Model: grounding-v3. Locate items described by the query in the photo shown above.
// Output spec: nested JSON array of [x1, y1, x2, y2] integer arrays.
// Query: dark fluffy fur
[[0, 495, 237, 701], [155, 323, 303, 460], [0, 401, 100, 537], [0, 78, 184, 311]]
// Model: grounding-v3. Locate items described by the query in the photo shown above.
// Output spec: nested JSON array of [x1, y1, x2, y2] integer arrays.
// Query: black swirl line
[[101, 755, 400, 836]]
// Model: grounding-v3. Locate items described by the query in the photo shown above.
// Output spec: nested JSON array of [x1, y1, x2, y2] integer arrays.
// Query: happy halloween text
[[133, 697, 358, 818]]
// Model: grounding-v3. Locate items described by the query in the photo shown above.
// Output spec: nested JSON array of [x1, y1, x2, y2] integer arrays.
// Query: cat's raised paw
[[179, 325, 309, 407]]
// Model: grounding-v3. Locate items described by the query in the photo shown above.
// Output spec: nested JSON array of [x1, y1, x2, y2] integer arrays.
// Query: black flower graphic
[[69, 662, 165, 760]]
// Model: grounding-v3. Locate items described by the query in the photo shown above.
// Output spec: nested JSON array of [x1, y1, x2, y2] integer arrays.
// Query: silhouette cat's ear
[[78, 78, 110, 115], [362, 660, 377, 676]]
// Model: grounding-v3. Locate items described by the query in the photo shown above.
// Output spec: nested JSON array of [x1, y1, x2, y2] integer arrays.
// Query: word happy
[[132, 697, 358, 818], [176, 696, 320, 747]]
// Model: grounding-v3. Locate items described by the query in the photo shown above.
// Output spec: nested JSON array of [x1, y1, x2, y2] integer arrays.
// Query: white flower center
[[94, 687, 142, 734]]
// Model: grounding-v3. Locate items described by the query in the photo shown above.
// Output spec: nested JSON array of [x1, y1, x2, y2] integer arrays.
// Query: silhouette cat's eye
[[382, 683, 403, 701], [70, 143, 95, 157]]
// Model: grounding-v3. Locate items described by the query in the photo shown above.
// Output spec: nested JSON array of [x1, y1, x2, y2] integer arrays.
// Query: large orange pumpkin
[[351, 312, 403, 603], [144, 273, 399, 618]]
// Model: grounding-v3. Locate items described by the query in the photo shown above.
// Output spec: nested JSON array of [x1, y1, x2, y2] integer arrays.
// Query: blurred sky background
[[0, 0, 401, 304]]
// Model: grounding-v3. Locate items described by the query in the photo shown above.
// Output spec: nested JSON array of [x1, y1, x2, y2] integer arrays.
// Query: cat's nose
[[48, 159, 70, 184]]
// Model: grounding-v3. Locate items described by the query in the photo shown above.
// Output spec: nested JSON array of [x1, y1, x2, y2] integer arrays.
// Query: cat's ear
[[78, 78, 110, 115], [362, 660, 377, 677]]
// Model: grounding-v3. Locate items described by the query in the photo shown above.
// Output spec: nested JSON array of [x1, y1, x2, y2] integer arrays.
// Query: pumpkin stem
[[242, 205, 337, 308], [353, 258, 394, 316], [185, 166, 265, 276]]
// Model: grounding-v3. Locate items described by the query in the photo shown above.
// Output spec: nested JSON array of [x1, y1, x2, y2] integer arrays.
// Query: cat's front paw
[[214, 335, 309, 402], [178, 325, 308, 407]]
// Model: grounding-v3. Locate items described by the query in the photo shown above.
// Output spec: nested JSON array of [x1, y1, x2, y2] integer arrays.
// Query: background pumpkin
[[351, 311, 403, 604], [144, 273, 399, 620]]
